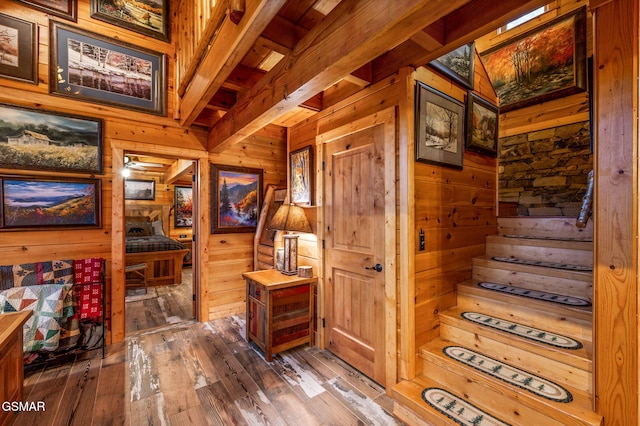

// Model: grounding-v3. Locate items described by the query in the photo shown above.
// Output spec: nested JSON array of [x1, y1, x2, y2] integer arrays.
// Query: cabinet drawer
[[247, 280, 264, 302]]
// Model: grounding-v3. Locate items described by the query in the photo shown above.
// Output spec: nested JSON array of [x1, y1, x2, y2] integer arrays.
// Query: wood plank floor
[[13, 315, 404, 425]]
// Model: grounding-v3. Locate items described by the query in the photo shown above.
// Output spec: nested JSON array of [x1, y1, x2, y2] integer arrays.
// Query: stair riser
[[456, 292, 592, 342], [486, 241, 593, 266], [473, 265, 592, 300], [438, 322, 592, 393], [473, 257, 592, 282], [498, 217, 593, 240], [420, 353, 594, 426]]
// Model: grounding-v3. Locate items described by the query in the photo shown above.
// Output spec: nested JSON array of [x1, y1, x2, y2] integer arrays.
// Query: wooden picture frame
[[0, 13, 37, 84], [124, 179, 155, 200], [290, 146, 313, 206], [0, 102, 103, 174], [0, 175, 101, 230], [90, 0, 170, 43], [174, 186, 193, 228], [17, 0, 77, 22], [211, 164, 263, 234], [466, 92, 499, 157], [415, 82, 465, 169], [429, 42, 475, 89], [480, 7, 586, 112], [49, 21, 167, 116]]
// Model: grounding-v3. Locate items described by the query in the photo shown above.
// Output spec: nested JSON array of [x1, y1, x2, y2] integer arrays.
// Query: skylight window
[[500, 6, 547, 33]]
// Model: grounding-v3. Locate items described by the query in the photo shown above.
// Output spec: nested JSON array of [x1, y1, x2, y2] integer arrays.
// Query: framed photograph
[[211, 164, 263, 234], [90, 0, 170, 43], [0, 103, 103, 174], [429, 42, 475, 89], [174, 186, 192, 228], [480, 7, 586, 112], [124, 179, 155, 200], [290, 146, 313, 206], [0, 175, 101, 231], [0, 13, 37, 84], [415, 82, 465, 169], [17, 0, 77, 22], [50, 21, 167, 116], [466, 92, 499, 157]]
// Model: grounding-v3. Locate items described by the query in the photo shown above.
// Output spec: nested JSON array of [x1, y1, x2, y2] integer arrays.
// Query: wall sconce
[[269, 204, 312, 275]]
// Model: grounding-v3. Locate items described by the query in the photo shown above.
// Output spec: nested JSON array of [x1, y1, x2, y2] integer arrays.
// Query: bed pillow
[[151, 220, 165, 236], [126, 222, 153, 237]]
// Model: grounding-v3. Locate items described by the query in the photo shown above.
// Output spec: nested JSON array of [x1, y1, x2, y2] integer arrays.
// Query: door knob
[[365, 263, 383, 272]]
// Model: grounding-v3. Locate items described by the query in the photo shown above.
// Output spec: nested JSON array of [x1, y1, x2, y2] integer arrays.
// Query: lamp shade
[[269, 204, 312, 233]]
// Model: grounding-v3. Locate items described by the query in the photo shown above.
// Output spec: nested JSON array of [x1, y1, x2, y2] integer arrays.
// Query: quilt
[[0, 284, 75, 352], [0, 260, 74, 291]]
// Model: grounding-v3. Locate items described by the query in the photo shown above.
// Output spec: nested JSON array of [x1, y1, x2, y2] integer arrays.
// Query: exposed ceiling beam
[[207, 0, 475, 153], [165, 159, 194, 185], [179, 0, 288, 127]]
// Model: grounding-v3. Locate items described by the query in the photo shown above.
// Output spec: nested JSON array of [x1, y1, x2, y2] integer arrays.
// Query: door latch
[[365, 263, 383, 272]]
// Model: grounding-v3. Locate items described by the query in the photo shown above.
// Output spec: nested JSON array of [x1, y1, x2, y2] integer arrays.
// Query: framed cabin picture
[[174, 186, 193, 228], [0, 175, 101, 230], [429, 42, 475, 90], [90, 0, 170, 43], [0, 103, 103, 174], [211, 164, 263, 234], [415, 82, 465, 169], [124, 179, 155, 200], [17, 0, 77, 22], [49, 21, 167, 116], [480, 7, 587, 112], [0, 13, 37, 84], [290, 146, 313, 206], [465, 92, 499, 157]]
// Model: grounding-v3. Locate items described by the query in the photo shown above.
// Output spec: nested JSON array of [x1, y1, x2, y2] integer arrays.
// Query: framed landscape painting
[[174, 186, 192, 228], [0, 103, 103, 174], [480, 7, 586, 112], [466, 92, 498, 157], [290, 146, 313, 206], [415, 82, 465, 169], [0, 13, 37, 84], [17, 0, 77, 21], [430, 42, 475, 89], [211, 164, 263, 234], [124, 179, 155, 200], [0, 175, 101, 230], [50, 21, 167, 116], [91, 0, 170, 42]]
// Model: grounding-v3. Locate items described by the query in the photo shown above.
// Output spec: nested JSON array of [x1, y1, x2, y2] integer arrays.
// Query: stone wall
[[498, 121, 592, 216]]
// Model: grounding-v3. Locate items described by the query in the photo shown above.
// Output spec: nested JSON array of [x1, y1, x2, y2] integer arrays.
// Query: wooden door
[[323, 119, 387, 385]]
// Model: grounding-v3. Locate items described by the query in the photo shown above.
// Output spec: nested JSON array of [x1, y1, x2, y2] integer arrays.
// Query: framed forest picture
[[211, 164, 263, 234]]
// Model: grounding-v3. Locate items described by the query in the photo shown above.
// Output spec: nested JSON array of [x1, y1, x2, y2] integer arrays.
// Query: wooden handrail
[[576, 169, 593, 228]]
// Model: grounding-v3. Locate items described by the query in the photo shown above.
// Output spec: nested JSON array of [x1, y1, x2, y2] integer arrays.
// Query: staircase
[[392, 217, 603, 426]]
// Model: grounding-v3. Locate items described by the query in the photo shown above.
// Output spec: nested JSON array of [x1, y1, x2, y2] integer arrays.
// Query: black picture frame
[[49, 21, 167, 116], [480, 7, 587, 112], [174, 185, 193, 228], [124, 179, 155, 200], [0, 13, 37, 84], [90, 0, 170, 43], [290, 146, 313, 206], [211, 164, 263, 234], [429, 42, 475, 90], [17, 0, 77, 22], [0, 175, 101, 231], [465, 92, 499, 157], [415, 82, 465, 169], [0, 102, 103, 174]]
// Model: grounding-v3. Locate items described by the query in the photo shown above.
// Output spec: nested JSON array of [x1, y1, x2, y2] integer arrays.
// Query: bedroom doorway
[[123, 151, 197, 335]]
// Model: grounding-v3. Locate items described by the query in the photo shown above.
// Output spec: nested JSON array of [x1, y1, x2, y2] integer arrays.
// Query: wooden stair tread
[[420, 339, 602, 426], [473, 255, 592, 281], [487, 234, 593, 250], [498, 217, 593, 240]]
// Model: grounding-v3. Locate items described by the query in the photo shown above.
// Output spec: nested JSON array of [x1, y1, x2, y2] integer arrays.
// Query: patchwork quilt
[[0, 284, 74, 352], [74, 258, 104, 320], [0, 260, 74, 291]]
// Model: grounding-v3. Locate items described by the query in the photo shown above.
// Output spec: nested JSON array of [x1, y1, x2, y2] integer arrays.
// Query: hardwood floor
[[14, 315, 403, 425]]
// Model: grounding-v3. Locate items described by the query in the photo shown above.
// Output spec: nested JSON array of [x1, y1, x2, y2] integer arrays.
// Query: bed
[[125, 219, 189, 286]]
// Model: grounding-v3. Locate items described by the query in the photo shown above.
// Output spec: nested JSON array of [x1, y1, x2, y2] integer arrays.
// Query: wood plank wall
[[0, 1, 287, 342]]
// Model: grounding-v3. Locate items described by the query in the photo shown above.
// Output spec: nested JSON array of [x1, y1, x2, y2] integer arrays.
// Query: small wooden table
[[243, 269, 315, 361], [0, 311, 32, 426]]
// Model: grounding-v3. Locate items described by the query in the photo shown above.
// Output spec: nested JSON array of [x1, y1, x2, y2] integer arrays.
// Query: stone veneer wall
[[498, 121, 592, 216]]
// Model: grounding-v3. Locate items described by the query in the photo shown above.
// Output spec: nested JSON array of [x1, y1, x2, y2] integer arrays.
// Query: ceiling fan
[[124, 155, 165, 170]]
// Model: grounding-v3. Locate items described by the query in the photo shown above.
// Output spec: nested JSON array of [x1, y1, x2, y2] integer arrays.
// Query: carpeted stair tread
[[502, 234, 593, 242], [422, 387, 511, 425], [477, 282, 591, 306], [473, 256, 592, 282], [491, 256, 593, 272]]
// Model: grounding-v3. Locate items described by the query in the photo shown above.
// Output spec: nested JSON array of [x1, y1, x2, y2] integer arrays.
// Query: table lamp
[[269, 204, 312, 275]]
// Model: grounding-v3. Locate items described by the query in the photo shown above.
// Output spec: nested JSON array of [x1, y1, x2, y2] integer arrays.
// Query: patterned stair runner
[[443, 346, 573, 403], [492, 256, 592, 271], [503, 234, 592, 243], [461, 311, 583, 349], [478, 282, 592, 307], [422, 387, 511, 426]]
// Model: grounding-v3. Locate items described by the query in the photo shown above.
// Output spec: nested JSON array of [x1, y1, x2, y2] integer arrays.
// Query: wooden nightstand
[[242, 269, 315, 361], [0, 311, 32, 426]]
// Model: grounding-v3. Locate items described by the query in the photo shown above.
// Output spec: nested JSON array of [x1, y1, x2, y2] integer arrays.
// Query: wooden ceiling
[[179, 0, 549, 153]]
